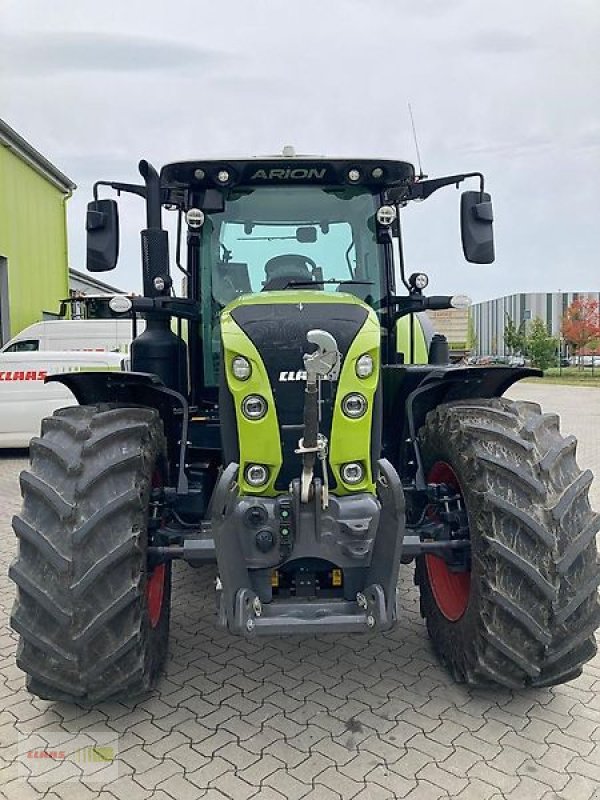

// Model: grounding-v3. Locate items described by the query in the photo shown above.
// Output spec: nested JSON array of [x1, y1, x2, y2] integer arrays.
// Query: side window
[[5, 340, 39, 353]]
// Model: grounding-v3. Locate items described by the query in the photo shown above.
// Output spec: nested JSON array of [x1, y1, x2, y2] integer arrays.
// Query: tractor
[[10, 151, 600, 702]]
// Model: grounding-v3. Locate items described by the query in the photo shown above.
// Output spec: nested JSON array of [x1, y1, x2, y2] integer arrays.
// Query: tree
[[527, 317, 558, 370], [561, 298, 600, 364], [504, 313, 526, 355], [466, 312, 478, 353]]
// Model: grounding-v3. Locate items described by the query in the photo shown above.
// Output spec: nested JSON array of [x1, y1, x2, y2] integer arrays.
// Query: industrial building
[[472, 291, 600, 357], [0, 118, 75, 346]]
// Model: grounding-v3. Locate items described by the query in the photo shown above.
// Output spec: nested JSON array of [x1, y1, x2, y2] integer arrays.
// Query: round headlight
[[232, 356, 251, 380], [242, 395, 267, 420], [245, 464, 269, 487], [186, 208, 205, 229], [409, 272, 429, 291], [376, 205, 397, 226], [342, 393, 368, 418], [341, 462, 365, 485], [355, 353, 374, 378]]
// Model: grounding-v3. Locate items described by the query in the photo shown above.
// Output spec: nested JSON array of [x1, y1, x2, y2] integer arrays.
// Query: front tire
[[415, 397, 600, 688], [10, 405, 171, 702]]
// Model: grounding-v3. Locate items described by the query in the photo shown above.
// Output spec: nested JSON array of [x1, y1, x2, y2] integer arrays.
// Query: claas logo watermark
[[18, 732, 119, 783], [26, 746, 115, 762]]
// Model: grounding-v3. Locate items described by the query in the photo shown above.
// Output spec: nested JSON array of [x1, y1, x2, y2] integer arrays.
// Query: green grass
[[522, 367, 600, 387]]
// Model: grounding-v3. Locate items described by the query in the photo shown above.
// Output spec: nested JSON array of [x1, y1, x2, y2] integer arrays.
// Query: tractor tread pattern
[[10, 404, 170, 702], [416, 396, 600, 688]]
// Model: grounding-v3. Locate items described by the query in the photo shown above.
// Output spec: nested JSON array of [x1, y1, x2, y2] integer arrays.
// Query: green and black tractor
[[10, 152, 600, 702]]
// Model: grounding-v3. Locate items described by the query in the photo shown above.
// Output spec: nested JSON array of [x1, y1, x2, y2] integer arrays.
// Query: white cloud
[[1, 0, 598, 299]]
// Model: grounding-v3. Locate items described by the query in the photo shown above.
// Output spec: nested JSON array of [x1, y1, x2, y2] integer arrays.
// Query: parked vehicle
[[0, 317, 139, 355], [0, 350, 123, 447]]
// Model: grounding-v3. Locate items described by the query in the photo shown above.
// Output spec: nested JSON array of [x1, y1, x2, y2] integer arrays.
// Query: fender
[[46, 371, 189, 492], [383, 364, 542, 486]]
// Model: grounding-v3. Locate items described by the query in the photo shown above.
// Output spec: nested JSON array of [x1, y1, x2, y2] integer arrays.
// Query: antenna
[[408, 102, 427, 179]]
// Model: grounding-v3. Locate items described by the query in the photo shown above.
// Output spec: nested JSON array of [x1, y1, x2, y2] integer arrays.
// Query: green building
[[0, 118, 76, 346]]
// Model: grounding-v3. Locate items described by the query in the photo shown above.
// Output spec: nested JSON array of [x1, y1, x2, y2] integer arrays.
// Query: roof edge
[[69, 268, 125, 294], [0, 118, 76, 194]]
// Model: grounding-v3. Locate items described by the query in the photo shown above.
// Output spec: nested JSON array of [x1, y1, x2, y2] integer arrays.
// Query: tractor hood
[[220, 292, 381, 495]]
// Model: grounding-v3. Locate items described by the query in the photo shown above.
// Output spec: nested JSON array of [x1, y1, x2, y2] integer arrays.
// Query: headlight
[[245, 464, 269, 487], [232, 355, 252, 380], [341, 462, 365, 484], [355, 353, 374, 378], [376, 205, 397, 226], [185, 208, 205, 228], [242, 395, 267, 420], [409, 272, 429, 291], [342, 393, 367, 418]]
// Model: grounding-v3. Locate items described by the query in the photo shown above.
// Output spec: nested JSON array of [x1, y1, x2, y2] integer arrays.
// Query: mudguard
[[46, 370, 189, 492]]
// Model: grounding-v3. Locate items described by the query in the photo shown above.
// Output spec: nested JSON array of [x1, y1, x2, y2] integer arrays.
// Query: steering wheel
[[262, 254, 318, 291]]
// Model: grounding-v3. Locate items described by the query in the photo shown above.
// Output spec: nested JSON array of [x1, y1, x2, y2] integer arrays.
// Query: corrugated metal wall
[[472, 291, 600, 355], [0, 145, 69, 340]]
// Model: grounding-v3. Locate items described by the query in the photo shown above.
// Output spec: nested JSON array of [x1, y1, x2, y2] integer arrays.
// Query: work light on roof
[[194, 168, 205, 180], [217, 170, 230, 183], [348, 169, 360, 183]]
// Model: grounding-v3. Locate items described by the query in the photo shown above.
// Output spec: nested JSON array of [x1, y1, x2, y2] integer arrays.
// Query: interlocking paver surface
[[0, 383, 598, 799]]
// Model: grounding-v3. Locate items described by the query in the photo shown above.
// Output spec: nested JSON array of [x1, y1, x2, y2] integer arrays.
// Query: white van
[[0, 318, 140, 355], [0, 350, 124, 448]]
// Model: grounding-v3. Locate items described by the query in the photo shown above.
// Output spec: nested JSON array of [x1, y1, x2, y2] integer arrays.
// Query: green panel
[[396, 314, 429, 364], [329, 307, 380, 495], [220, 310, 282, 495], [0, 147, 69, 338]]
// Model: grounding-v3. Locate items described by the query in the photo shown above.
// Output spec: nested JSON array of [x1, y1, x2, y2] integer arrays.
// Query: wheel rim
[[425, 461, 470, 622], [146, 469, 166, 629], [147, 564, 166, 628]]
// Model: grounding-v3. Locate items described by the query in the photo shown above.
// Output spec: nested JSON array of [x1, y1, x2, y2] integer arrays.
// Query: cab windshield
[[199, 185, 384, 385]]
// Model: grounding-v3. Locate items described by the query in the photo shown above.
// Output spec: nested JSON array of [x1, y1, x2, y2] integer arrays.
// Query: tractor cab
[[88, 154, 493, 401]]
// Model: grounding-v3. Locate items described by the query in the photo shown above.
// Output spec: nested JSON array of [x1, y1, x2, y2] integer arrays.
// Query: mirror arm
[[388, 172, 485, 204], [92, 180, 147, 204]]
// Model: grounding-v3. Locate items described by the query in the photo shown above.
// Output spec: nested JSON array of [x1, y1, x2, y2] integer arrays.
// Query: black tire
[[415, 397, 600, 688], [9, 405, 171, 703]]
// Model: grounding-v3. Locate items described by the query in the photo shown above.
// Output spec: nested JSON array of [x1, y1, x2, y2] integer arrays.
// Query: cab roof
[[160, 156, 415, 192]]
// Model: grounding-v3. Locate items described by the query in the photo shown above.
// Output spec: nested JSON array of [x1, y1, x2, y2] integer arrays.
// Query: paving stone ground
[[0, 383, 599, 800]]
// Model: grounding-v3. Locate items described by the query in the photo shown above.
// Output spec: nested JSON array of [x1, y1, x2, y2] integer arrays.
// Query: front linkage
[[212, 328, 406, 634]]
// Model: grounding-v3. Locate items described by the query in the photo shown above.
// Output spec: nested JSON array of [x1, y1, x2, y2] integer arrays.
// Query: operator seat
[[262, 254, 313, 291]]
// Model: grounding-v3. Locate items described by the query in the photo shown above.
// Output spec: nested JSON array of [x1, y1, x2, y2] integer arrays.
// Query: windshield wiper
[[284, 279, 374, 288]]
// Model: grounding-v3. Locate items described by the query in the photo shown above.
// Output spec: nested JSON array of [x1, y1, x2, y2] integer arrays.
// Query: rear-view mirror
[[296, 226, 317, 243], [461, 190, 495, 264], [86, 199, 119, 272]]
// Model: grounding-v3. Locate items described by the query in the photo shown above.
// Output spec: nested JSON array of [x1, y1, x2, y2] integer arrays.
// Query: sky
[[1, 0, 599, 302]]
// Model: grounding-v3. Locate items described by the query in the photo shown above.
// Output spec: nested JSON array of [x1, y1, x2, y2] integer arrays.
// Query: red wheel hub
[[425, 461, 470, 622], [146, 469, 166, 629], [146, 564, 166, 628]]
